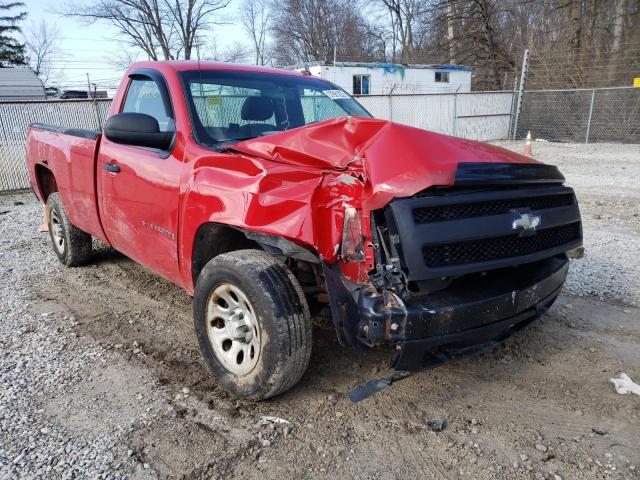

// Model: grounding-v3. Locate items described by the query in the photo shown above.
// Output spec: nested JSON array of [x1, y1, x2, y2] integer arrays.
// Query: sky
[[23, 0, 242, 92]]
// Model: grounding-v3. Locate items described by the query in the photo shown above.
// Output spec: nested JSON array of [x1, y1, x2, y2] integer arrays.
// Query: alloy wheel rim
[[206, 283, 261, 376], [50, 208, 65, 254]]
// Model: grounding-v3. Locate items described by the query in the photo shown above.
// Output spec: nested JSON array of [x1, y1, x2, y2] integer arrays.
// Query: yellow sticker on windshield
[[207, 96, 221, 105]]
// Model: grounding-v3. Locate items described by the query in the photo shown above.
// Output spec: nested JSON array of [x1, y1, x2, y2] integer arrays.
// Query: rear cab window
[[190, 82, 279, 140]]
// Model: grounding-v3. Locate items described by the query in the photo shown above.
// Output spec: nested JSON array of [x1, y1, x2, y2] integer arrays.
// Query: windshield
[[179, 69, 371, 147]]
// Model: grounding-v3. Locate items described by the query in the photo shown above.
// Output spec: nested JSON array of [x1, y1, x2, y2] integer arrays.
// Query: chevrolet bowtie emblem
[[512, 213, 541, 231]]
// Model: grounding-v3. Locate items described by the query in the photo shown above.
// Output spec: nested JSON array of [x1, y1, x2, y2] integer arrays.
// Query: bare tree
[[272, 0, 373, 65], [23, 20, 61, 84], [423, 0, 640, 90], [204, 35, 251, 63], [62, 1, 170, 60], [240, 0, 271, 65], [365, 22, 393, 61], [63, 0, 231, 60], [369, 0, 428, 62], [163, 0, 231, 60], [107, 49, 141, 70], [568, 0, 583, 57]]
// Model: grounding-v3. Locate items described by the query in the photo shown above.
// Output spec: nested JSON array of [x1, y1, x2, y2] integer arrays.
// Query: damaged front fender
[[244, 230, 320, 264], [179, 141, 373, 291]]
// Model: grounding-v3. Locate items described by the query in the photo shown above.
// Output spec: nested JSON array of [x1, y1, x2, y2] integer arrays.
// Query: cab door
[[98, 70, 183, 284]]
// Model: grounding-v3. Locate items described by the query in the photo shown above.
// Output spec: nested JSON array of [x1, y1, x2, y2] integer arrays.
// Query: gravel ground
[[0, 141, 639, 479]]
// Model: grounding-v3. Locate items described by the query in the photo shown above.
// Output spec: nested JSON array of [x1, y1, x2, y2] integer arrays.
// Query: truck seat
[[240, 96, 279, 137]]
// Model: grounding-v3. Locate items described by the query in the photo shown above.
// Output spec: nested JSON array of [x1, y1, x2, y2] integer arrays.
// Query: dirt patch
[[1, 141, 639, 479]]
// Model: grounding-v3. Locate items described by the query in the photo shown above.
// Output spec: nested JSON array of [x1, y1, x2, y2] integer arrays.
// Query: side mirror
[[103, 112, 173, 150]]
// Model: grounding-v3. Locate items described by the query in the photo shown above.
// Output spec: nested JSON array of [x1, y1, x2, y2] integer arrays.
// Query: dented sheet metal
[[232, 117, 539, 210]]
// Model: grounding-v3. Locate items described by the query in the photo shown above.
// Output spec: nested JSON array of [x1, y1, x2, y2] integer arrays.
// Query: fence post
[[388, 85, 396, 122], [511, 49, 529, 140], [507, 73, 518, 137], [585, 89, 596, 143], [92, 100, 103, 131], [453, 91, 457, 137], [453, 85, 462, 137]]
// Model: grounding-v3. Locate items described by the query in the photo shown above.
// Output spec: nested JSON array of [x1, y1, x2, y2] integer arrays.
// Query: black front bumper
[[323, 255, 569, 370]]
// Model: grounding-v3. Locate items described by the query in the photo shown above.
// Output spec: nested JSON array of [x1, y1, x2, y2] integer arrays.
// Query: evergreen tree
[[0, 1, 27, 67]]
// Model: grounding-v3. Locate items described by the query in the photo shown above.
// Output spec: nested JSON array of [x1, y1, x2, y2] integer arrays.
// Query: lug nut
[[390, 323, 399, 331]]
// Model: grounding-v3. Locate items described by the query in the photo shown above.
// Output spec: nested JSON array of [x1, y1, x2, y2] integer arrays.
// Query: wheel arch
[[34, 164, 58, 201], [190, 222, 320, 287], [191, 223, 261, 286]]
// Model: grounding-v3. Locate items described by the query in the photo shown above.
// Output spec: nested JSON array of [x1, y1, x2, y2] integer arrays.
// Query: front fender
[[178, 156, 323, 290], [178, 150, 374, 292]]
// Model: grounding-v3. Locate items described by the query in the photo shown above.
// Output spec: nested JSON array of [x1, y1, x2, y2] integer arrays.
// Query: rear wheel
[[193, 250, 312, 400], [46, 193, 92, 267]]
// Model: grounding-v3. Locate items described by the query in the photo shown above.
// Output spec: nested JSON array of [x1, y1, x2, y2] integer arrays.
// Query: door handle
[[103, 162, 120, 173]]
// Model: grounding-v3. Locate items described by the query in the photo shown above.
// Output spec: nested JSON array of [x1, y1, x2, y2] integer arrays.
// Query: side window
[[352, 74, 370, 95], [122, 78, 173, 131], [435, 71, 450, 83]]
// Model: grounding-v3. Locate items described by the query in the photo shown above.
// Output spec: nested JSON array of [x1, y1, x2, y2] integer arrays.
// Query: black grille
[[422, 222, 581, 267], [413, 193, 574, 224]]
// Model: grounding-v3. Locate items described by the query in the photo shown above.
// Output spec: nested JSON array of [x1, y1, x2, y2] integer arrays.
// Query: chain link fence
[[1, 87, 637, 192], [356, 91, 514, 141], [516, 86, 640, 143], [0, 99, 111, 191]]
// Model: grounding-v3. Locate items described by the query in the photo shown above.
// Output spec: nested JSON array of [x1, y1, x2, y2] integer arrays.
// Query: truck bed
[[26, 124, 107, 244]]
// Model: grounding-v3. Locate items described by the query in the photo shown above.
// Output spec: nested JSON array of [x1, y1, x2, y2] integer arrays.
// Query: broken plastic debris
[[609, 373, 640, 396], [347, 371, 413, 403], [260, 416, 291, 424]]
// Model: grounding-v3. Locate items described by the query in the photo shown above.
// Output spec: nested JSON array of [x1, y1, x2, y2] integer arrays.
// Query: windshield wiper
[[222, 136, 259, 143], [209, 136, 259, 152]]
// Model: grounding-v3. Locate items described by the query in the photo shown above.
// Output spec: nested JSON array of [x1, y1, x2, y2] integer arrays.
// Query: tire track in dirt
[[24, 231, 640, 479]]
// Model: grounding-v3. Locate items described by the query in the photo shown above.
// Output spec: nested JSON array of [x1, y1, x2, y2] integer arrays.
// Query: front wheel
[[193, 250, 312, 400]]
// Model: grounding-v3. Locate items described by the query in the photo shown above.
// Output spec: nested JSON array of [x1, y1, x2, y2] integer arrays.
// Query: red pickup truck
[[26, 61, 582, 399]]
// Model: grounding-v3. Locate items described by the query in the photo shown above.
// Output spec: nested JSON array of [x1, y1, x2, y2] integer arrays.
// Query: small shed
[[291, 61, 473, 95], [0, 67, 46, 100]]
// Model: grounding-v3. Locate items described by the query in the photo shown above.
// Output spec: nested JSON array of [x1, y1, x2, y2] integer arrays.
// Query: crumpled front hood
[[232, 117, 539, 209]]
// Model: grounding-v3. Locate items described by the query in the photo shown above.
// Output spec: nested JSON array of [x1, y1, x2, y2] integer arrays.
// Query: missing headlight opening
[[340, 206, 365, 262]]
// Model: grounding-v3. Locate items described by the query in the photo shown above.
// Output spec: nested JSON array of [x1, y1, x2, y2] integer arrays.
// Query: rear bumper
[[323, 255, 569, 370]]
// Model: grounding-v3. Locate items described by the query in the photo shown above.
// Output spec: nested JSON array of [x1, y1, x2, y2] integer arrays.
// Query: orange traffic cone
[[523, 131, 533, 157]]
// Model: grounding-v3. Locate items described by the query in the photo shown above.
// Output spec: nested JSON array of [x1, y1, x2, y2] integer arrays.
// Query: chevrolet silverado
[[26, 61, 582, 399]]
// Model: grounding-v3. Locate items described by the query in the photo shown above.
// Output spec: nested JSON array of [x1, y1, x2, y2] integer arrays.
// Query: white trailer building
[[291, 61, 472, 95]]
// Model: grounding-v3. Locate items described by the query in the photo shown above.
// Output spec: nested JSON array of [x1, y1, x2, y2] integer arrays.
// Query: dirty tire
[[46, 192, 92, 267], [193, 250, 312, 400]]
